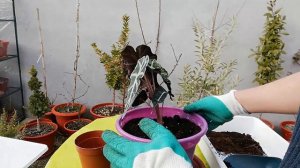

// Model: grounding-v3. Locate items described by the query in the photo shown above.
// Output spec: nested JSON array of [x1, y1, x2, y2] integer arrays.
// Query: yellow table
[[45, 116, 209, 168]]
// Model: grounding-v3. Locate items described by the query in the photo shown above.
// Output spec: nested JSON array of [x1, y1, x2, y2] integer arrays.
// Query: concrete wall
[[1, 0, 299, 126]]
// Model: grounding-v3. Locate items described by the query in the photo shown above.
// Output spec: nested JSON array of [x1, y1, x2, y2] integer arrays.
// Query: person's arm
[[184, 72, 300, 130], [236, 72, 300, 114]]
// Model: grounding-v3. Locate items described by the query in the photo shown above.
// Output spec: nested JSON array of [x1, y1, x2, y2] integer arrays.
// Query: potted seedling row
[[90, 15, 130, 119], [115, 45, 208, 161], [20, 66, 58, 158]]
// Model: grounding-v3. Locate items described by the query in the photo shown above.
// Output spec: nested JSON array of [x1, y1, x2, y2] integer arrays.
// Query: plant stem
[[134, 0, 146, 44], [36, 8, 48, 97], [36, 117, 40, 132], [72, 0, 80, 104], [154, 104, 163, 124], [112, 89, 116, 112], [155, 0, 162, 54]]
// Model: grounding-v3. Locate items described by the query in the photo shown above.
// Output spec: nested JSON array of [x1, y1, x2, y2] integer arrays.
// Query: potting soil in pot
[[23, 123, 55, 137], [94, 106, 123, 116], [207, 131, 265, 156], [56, 105, 81, 113], [123, 115, 201, 139], [65, 120, 90, 130]]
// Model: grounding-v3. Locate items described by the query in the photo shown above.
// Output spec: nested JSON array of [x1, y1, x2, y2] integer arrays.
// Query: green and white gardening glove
[[184, 90, 248, 131], [102, 118, 192, 168]]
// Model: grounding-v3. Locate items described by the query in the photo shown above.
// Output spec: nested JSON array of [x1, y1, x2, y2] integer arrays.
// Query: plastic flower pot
[[0, 77, 9, 92], [90, 102, 123, 119], [20, 121, 58, 158], [260, 118, 275, 130], [75, 130, 110, 168], [280, 120, 295, 141], [116, 106, 208, 160], [0, 40, 9, 58], [63, 118, 92, 136], [52, 103, 86, 131]]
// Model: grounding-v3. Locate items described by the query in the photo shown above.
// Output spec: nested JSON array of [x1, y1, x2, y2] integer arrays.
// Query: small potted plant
[[0, 108, 20, 138], [20, 65, 58, 157], [250, 0, 288, 128], [115, 45, 208, 161], [90, 15, 130, 119], [0, 77, 9, 95], [0, 40, 9, 58], [52, 1, 91, 134], [280, 120, 295, 141]]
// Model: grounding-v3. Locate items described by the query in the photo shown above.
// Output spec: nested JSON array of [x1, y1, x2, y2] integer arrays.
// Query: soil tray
[[199, 116, 289, 168]]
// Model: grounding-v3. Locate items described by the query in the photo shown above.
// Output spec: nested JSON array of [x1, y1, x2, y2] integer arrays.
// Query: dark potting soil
[[123, 115, 201, 139], [207, 131, 265, 156], [94, 106, 123, 116], [23, 123, 55, 137], [65, 119, 90, 130], [56, 105, 81, 113]]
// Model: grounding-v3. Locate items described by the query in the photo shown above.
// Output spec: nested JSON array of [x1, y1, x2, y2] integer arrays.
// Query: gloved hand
[[184, 90, 248, 131], [102, 118, 192, 168]]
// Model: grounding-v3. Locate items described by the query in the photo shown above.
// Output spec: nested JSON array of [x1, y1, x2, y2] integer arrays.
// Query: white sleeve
[[133, 147, 193, 168]]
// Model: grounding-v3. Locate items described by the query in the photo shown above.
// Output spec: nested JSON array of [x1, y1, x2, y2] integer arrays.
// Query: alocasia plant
[[122, 45, 174, 124]]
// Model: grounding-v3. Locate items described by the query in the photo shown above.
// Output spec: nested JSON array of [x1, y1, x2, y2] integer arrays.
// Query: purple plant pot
[[116, 106, 208, 160]]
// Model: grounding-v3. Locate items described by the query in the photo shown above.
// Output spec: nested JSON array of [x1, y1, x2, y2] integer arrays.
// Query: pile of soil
[[23, 123, 55, 137], [207, 131, 265, 156], [65, 119, 90, 130], [94, 106, 123, 116], [123, 115, 201, 139], [56, 105, 81, 113]]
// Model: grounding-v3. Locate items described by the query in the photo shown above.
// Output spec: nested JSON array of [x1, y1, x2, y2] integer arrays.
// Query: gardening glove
[[184, 90, 248, 131], [102, 118, 192, 168]]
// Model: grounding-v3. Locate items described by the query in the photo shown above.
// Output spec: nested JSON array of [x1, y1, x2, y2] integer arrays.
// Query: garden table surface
[[0, 136, 48, 168], [45, 115, 210, 168]]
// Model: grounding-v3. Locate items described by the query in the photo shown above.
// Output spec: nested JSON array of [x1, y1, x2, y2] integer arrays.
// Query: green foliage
[[91, 15, 130, 91], [250, 0, 288, 85], [28, 65, 50, 119], [177, 18, 239, 107], [0, 108, 20, 138]]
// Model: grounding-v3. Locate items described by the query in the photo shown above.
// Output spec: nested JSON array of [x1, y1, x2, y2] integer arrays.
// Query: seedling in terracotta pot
[[90, 15, 130, 118], [20, 65, 58, 157]]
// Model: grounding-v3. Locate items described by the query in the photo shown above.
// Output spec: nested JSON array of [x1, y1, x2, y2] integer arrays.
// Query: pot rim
[[63, 118, 92, 132], [52, 103, 86, 117], [75, 130, 105, 150], [90, 102, 124, 118], [116, 106, 208, 143], [20, 121, 58, 139], [280, 120, 296, 132]]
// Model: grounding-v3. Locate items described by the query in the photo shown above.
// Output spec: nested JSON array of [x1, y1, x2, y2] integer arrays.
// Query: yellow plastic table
[[45, 115, 209, 168]]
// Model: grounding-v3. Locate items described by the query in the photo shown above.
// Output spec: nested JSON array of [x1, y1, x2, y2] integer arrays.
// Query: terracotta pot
[[116, 106, 208, 161], [90, 102, 123, 119], [0, 40, 9, 58], [260, 118, 275, 130], [280, 120, 295, 141], [63, 118, 92, 136], [21, 121, 58, 158], [0, 77, 9, 92], [52, 103, 86, 131], [75, 130, 110, 168]]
